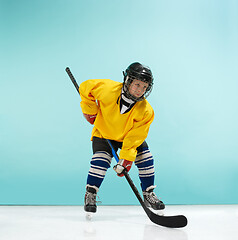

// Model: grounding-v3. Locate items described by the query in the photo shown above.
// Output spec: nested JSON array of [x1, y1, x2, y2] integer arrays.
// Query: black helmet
[[123, 62, 154, 101]]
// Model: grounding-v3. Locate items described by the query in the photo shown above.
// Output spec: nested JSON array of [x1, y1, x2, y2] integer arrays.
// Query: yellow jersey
[[79, 79, 154, 161]]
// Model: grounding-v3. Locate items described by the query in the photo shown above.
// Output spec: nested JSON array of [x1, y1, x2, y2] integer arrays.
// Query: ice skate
[[143, 186, 165, 214], [84, 185, 99, 220]]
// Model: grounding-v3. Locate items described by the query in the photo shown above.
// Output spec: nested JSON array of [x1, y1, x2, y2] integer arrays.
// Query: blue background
[[0, 0, 237, 205]]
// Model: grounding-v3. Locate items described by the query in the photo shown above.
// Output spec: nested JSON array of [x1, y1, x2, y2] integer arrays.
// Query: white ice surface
[[0, 205, 237, 240]]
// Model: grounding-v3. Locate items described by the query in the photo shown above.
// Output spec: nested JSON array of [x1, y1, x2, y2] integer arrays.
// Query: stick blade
[[146, 208, 188, 228]]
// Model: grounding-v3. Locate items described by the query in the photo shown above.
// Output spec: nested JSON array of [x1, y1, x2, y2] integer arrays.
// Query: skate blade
[[85, 212, 94, 221]]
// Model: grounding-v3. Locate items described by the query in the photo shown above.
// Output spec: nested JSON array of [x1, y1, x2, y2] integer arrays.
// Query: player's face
[[129, 79, 148, 98]]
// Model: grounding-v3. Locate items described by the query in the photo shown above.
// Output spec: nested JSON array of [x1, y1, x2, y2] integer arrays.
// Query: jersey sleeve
[[78, 79, 103, 115], [119, 106, 154, 161]]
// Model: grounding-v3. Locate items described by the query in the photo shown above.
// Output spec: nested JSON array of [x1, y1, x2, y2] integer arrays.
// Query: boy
[[79, 62, 165, 213]]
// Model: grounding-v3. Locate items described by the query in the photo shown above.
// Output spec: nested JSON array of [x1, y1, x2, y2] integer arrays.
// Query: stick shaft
[[106, 139, 145, 205], [65, 67, 80, 93]]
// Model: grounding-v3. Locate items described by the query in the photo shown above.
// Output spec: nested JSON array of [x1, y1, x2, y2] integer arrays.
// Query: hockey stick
[[65, 67, 188, 228]]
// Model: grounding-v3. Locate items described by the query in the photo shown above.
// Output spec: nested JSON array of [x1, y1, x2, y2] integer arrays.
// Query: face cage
[[123, 76, 153, 102]]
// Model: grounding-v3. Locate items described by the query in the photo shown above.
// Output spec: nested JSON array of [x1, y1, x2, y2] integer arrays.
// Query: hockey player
[[79, 62, 165, 213]]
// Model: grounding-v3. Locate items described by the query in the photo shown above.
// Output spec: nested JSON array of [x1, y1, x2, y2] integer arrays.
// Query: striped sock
[[87, 151, 112, 188], [135, 149, 155, 191]]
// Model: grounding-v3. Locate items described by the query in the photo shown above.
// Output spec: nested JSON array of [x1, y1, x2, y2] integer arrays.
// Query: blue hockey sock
[[135, 148, 155, 191], [87, 151, 112, 188]]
